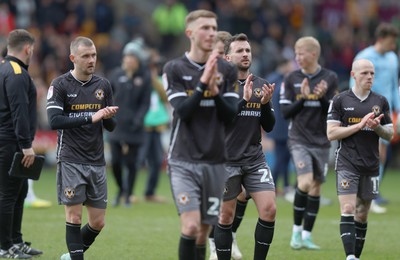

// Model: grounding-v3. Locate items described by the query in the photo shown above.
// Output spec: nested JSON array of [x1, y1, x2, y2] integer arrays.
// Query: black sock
[[195, 244, 206, 260], [355, 221, 367, 258], [293, 188, 308, 226], [209, 226, 215, 239], [232, 200, 248, 233], [254, 218, 274, 260], [340, 215, 355, 257], [303, 195, 320, 232], [179, 235, 196, 260], [214, 223, 232, 260], [66, 222, 83, 260], [81, 224, 100, 252]]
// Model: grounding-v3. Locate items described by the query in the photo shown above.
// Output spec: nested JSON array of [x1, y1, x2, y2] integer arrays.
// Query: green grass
[[25, 167, 399, 260]]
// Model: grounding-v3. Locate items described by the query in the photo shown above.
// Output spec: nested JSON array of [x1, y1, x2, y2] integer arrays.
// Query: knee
[[90, 218, 105, 231], [260, 202, 276, 221], [219, 210, 234, 225], [182, 221, 199, 237], [341, 203, 355, 215]]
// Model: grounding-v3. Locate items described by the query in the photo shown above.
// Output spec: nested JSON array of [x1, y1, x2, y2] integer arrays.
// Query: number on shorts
[[259, 168, 272, 183], [207, 197, 220, 216], [371, 176, 379, 194]]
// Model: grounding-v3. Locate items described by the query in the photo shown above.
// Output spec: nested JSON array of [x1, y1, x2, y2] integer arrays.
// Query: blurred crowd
[[1, 0, 400, 131]]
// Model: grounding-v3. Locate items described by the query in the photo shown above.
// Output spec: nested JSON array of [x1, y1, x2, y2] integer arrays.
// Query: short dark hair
[[375, 23, 399, 39], [224, 33, 249, 55], [7, 29, 35, 52], [70, 36, 94, 55]]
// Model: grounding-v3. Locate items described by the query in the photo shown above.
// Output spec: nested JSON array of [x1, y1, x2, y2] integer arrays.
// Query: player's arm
[[280, 99, 305, 119], [169, 82, 207, 121], [327, 112, 375, 141], [373, 124, 393, 141], [260, 102, 275, 132], [213, 94, 238, 124], [47, 108, 92, 129]]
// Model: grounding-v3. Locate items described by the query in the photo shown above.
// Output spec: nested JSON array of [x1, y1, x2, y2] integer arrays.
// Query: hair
[[294, 36, 321, 57], [224, 33, 249, 55], [216, 31, 232, 43], [375, 23, 399, 39], [70, 36, 94, 55], [7, 29, 35, 52], [185, 9, 217, 28]]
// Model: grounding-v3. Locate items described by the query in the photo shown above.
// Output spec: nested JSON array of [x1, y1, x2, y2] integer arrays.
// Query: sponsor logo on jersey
[[71, 104, 101, 110], [344, 107, 354, 111], [67, 93, 77, 98], [47, 86, 54, 100], [182, 75, 192, 81], [64, 187, 76, 199], [95, 89, 104, 100]]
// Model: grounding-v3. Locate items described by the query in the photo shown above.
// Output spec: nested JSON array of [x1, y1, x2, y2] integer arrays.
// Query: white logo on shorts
[[177, 192, 190, 206], [64, 187, 76, 199], [340, 179, 350, 189]]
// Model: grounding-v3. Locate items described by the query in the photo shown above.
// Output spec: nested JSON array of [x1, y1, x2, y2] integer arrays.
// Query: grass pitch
[[24, 167, 399, 260]]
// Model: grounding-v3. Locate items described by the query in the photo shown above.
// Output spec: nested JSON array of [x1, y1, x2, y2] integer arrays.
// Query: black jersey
[[0, 56, 37, 148], [46, 72, 114, 165], [280, 68, 338, 148], [225, 75, 275, 166], [163, 53, 239, 163], [327, 89, 392, 176]]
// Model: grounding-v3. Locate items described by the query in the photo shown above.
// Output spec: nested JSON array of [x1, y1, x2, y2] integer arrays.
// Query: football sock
[[81, 223, 100, 252], [179, 234, 196, 260], [355, 221, 367, 258], [340, 215, 355, 257], [303, 195, 320, 232], [195, 244, 206, 260], [254, 218, 274, 260], [66, 222, 83, 260], [293, 188, 308, 226], [232, 199, 248, 233], [214, 223, 232, 260]]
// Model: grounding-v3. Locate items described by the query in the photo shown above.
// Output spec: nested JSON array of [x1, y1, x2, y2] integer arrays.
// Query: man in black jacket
[[0, 29, 42, 259], [107, 39, 152, 207]]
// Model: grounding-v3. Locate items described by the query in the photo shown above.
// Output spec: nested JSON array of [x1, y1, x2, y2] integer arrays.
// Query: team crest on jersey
[[340, 179, 350, 189], [64, 187, 76, 199], [47, 86, 54, 100], [253, 88, 262, 98], [372, 105, 381, 116], [177, 192, 190, 206], [215, 72, 224, 85], [95, 89, 104, 100]]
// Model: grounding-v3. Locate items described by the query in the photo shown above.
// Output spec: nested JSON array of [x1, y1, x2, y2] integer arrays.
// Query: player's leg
[[83, 206, 106, 252], [109, 141, 124, 206], [302, 178, 321, 250], [251, 191, 276, 260], [179, 211, 201, 260], [125, 144, 140, 207], [214, 198, 236, 260], [64, 204, 84, 260], [289, 145, 313, 249], [231, 188, 248, 260], [354, 175, 378, 259], [196, 223, 211, 260]]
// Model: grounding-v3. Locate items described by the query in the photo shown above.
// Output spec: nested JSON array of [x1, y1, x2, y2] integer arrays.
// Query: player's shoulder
[[164, 55, 187, 71], [321, 67, 338, 78], [93, 74, 112, 88], [250, 74, 267, 85], [51, 72, 71, 87]]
